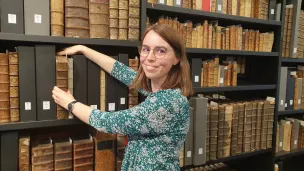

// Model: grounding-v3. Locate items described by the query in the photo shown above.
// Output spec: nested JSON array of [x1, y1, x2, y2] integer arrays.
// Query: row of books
[[147, 0, 280, 21], [275, 118, 304, 153], [278, 66, 304, 111], [2, 131, 127, 171], [282, 2, 304, 58], [179, 94, 275, 166], [0, 0, 140, 40], [147, 17, 275, 52], [184, 162, 235, 171], [0, 46, 139, 124]]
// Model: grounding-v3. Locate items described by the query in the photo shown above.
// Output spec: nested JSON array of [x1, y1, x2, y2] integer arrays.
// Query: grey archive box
[[0, 0, 24, 33], [24, 0, 50, 36]]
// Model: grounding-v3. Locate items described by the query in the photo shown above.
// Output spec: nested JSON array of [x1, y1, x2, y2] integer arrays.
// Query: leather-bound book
[[118, 0, 128, 40], [261, 100, 269, 149], [223, 104, 232, 157], [185, 21, 193, 48], [209, 104, 219, 160], [31, 140, 54, 171], [73, 137, 94, 171], [243, 102, 253, 152], [109, 0, 119, 39], [231, 61, 237, 86], [116, 134, 128, 171], [197, 25, 203, 48], [19, 136, 30, 171], [54, 139, 73, 171], [237, 102, 245, 153], [128, 0, 140, 40], [192, 28, 198, 48], [0, 53, 9, 123], [217, 104, 225, 159], [203, 21, 208, 49], [211, 0, 216, 12], [56, 56, 69, 119], [8, 52, 19, 122], [203, 61, 208, 87], [65, 0, 90, 38], [251, 101, 258, 151], [208, 61, 215, 87], [51, 0, 64, 36], [89, 0, 109, 39], [128, 58, 139, 108], [208, 24, 213, 49]]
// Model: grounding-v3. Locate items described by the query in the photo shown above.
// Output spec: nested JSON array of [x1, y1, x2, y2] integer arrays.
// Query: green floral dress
[[89, 60, 190, 171]]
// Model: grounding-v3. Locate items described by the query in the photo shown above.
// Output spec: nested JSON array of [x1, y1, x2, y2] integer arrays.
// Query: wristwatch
[[68, 101, 78, 113]]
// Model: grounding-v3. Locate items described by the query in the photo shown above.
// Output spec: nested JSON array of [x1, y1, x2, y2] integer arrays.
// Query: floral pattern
[[89, 61, 190, 171]]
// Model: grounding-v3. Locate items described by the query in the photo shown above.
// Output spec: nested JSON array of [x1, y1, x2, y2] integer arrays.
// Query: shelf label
[[279, 142, 282, 147], [198, 148, 203, 155], [285, 103, 287, 108], [271, 9, 275, 15], [295, 140, 298, 145], [298, 99, 301, 105], [194, 76, 199, 83], [34, 14, 42, 24], [159, 0, 165, 4], [8, 14, 16, 24], [294, 48, 297, 54], [187, 151, 191, 158], [280, 100, 284, 105], [218, 4, 222, 11], [120, 98, 126, 105], [109, 103, 115, 111], [91, 105, 97, 109], [25, 102, 31, 110], [220, 78, 224, 84], [290, 100, 293, 105], [176, 0, 181, 5], [43, 101, 50, 110]]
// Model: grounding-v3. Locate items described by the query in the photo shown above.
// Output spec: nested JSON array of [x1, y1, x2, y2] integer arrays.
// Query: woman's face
[[140, 30, 179, 82]]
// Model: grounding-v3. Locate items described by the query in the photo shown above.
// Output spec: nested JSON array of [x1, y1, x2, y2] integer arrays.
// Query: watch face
[[68, 103, 72, 112]]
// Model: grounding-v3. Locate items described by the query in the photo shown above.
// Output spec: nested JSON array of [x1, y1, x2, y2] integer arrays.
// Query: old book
[[54, 139, 73, 171], [186, 21, 193, 48], [192, 28, 198, 48], [266, 97, 275, 149], [94, 134, 116, 171], [118, 0, 128, 40], [0, 53, 9, 123], [289, 0, 303, 58], [285, 118, 300, 150], [281, 120, 292, 151], [243, 102, 252, 152], [255, 101, 263, 150], [203, 21, 208, 49], [51, 0, 64, 36], [197, 25, 203, 48], [24, 0, 50, 36], [31, 139, 54, 171], [128, 0, 140, 40], [9, 52, 19, 122], [231, 103, 238, 155], [209, 103, 219, 160], [251, 101, 258, 151], [73, 137, 94, 171], [109, 0, 119, 39], [208, 61, 215, 87], [223, 105, 232, 157], [89, 0, 109, 39], [218, 104, 225, 158], [68, 58, 73, 98], [261, 100, 270, 149], [56, 56, 69, 119], [65, 0, 90, 38], [19, 136, 30, 171]]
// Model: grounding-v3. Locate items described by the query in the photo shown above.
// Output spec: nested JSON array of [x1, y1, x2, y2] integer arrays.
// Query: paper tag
[[271, 9, 275, 14], [69, 137, 72, 144], [109, 103, 115, 111], [25, 102, 31, 110], [295, 140, 298, 145], [218, 4, 222, 11], [91, 105, 97, 109], [294, 48, 297, 54], [285, 103, 287, 107], [280, 100, 284, 105], [194, 76, 199, 83], [187, 151, 191, 158], [176, 0, 181, 5], [298, 99, 301, 105], [290, 100, 293, 105], [8, 14, 16, 24], [220, 78, 224, 84], [159, 0, 164, 4], [43, 101, 50, 110], [34, 14, 42, 23], [279, 142, 282, 147], [120, 98, 126, 105], [198, 148, 203, 154]]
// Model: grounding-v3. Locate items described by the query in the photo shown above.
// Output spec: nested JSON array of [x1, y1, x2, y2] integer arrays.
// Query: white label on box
[[194, 76, 199, 82], [187, 151, 191, 158], [290, 100, 293, 105], [198, 148, 203, 154], [109, 103, 115, 111], [43, 101, 50, 110], [176, 0, 181, 5], [271, 9, 275, 14], [91, 105, 97, 109], [218, 4, 222, 11], [120, 98, 126, 105], [279, 142, 282, 147], [8, 14, 16, 24], [294, 48, 297, 54], [298, 99, 301, 105], [285, 103, 287, 107], [34, 14, 42, 23], [159, 0, 164, 4], [25, 102, 31, 110], [280, 100, 284, 105], [295, 140, 298, 145], [220, 78, 224, 84]]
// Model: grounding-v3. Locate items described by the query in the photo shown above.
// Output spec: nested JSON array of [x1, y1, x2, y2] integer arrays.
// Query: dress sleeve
[[110, 60, 150, 96], [88, 93, 188, 136]]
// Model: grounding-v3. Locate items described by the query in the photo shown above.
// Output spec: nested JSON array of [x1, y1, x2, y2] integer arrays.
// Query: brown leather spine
[[89, 0, 109, 38], [56, 56, 69, 119], [0, 53, 9, 123]]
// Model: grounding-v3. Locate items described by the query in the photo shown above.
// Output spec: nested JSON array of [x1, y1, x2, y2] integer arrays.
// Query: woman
[[52, 24, 193, 170]]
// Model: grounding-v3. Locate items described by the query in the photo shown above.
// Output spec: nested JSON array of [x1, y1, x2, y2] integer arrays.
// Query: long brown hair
[[130, 24, 194, 97]]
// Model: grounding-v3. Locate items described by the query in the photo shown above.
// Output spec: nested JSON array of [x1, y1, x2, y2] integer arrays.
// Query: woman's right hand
[[57, 45, 86, 56]]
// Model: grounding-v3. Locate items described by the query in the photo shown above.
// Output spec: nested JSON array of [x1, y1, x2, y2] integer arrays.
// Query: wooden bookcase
[[0, 0, 297, 171]]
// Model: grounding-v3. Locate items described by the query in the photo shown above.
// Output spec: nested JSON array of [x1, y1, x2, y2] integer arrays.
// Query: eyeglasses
[[138, 45, 173, 59]]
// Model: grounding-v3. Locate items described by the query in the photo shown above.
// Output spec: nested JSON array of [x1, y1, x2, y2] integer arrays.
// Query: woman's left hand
[[52, 86, 76, 110]]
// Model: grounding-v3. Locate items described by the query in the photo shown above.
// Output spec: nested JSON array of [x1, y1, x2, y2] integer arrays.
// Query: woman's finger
[[54, 86, 63, 93]]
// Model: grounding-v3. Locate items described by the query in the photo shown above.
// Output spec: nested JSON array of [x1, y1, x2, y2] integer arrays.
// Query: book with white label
[[0, 0, 24, 33], [24, 0, 50, 35]]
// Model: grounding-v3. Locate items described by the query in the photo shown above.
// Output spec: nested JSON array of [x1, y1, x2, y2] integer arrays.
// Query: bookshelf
[[0, 0, 291, 171]]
